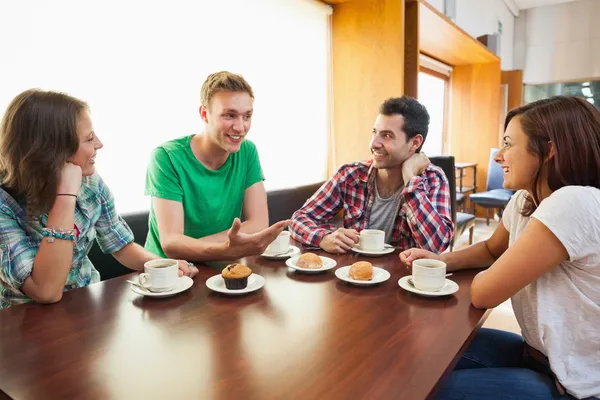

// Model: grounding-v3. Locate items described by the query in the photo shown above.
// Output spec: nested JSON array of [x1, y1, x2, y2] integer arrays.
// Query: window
[[417, 55, 452, 156], [0, 0, 332, 212], [524, 79, 599, 109]]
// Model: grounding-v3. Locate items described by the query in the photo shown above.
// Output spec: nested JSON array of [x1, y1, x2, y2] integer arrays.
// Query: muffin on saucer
[[296, 253, 323, 269], [349, 261, 373, 281], [222, 263, 252, 289]]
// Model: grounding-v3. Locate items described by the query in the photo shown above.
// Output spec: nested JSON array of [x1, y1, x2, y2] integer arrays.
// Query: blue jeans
[[436, 328, 598, 400]]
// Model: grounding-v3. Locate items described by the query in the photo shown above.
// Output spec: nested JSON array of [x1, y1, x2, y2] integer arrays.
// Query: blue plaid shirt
[[0, 174, 134, 309]]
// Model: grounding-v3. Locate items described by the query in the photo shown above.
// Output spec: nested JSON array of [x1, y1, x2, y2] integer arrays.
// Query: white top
[[503, 187, 600, 399]]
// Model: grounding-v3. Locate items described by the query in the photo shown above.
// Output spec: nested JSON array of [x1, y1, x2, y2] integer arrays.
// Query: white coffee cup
[[265, 231, 291, 254], [138, 259, 179, 292], [358, 229, 385, 251], [412, 259, 447, 292]]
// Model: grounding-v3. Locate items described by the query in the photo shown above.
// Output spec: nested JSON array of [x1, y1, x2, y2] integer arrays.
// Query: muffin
[[296, 253, 323, 269], [349, 261, 373, 281], [222, 263, 252, 289]]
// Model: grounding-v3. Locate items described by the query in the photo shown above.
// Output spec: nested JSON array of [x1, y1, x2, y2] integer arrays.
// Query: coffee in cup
[[412, 259, 446, 292], [138, 259, 179, 292]]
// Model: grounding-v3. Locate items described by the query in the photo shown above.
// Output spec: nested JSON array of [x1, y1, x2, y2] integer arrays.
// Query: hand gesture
[[226, 218, 291, 259]]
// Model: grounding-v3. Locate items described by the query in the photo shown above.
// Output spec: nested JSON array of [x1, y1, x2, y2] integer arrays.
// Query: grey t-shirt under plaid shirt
[[367, 183, 403, 243], [0, 173, 134, 309]]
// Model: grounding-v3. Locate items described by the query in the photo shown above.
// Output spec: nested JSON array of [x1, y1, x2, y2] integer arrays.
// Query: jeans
[[436, 328, 598, 400]]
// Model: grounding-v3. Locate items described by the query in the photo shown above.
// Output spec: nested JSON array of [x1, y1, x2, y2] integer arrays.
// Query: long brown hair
[[504, 96, 600, 216], [0, 89, 87, 216]]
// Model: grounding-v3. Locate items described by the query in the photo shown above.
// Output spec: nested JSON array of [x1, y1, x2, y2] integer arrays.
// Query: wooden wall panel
[[418, 1, 499, 66], [450, 62, 501, 215], [330, 0, 405, 173], [404, 1, 419, 98], [501, 70, 524, 112]]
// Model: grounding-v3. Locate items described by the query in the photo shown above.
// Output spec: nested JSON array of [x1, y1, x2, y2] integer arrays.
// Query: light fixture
[[582, 82, 590, 87], [582, 87, 593, 97], [587, 98, 595, 105]]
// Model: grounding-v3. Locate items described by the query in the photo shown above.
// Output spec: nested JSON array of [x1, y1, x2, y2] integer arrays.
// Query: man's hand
[[225, 218, 291, 259], [319, 228, 360, 254], [401, 153, 430, 184]]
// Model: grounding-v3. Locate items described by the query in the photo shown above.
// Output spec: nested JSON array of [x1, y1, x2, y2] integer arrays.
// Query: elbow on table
[[31, 287, 63, 305], [470, 286, 499, 310]]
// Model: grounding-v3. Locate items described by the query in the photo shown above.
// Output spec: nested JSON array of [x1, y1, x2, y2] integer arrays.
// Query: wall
[[0, 0, 333, 212], [451, 63, 502, 201], [330, 0, 405, 171], [514, 0, 600, 84], [428, 0, 516, 70]]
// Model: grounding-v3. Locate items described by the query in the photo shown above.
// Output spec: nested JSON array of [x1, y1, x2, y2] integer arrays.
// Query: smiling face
[[495, 116, 541, 191], [370, 114, 422, 169], [200, 91, 253, 154], [67, 110, 103, 176]]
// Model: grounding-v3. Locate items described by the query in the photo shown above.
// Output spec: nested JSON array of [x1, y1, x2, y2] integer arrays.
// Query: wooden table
[[0, 246, 489, 400]]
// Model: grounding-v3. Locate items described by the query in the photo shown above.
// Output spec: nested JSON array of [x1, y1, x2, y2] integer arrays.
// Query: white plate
[[335, 266, 391, 286], [351, 244, 395, 256], [131, 276, 193, 298], [261, 245, 301, 260], [285, 255, 337, 273], [398, 276, 459, 297], [205, 273, 265, 295]]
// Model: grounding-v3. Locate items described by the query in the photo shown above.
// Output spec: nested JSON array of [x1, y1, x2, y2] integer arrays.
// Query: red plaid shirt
[[291, 160, 453, 253]]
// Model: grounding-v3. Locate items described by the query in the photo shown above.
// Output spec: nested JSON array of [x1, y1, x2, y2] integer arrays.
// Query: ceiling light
[[587, 98, 595, 105], [582, 82, 590, 87], [582, 87, 592, 97]]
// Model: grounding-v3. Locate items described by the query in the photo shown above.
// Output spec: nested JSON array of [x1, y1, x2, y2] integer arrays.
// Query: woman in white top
[[400, 96, 600, 400]]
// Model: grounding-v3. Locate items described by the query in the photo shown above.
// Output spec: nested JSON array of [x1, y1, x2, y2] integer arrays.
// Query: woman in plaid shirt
[[0, 90, 197, 309], [291, 97, 453, 254]]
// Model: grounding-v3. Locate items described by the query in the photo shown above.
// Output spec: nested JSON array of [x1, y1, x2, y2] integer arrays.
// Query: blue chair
[[468, 148, 515, 225]]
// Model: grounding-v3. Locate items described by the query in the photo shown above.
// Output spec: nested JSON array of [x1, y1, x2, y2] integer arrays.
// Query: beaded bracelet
[[41, 228, 77, 243]]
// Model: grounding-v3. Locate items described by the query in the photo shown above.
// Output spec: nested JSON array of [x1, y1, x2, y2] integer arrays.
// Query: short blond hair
[[200, 71, 254, 108]]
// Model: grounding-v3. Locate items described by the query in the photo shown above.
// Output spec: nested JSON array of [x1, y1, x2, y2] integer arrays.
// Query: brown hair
[[0, 89, 88, 216], [200, 71, 254, 109], [504, 96, 600, 216]]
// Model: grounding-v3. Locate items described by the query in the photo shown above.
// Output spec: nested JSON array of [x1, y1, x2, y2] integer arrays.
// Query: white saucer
[[398, 276, 459, 297], [205, 273, 265, 295], [261, 245, 301, 260], [351, 244, 395, 256], [335, 266, 391, 286], [131, 276, 193, 297], [285, 255, 337, 273]]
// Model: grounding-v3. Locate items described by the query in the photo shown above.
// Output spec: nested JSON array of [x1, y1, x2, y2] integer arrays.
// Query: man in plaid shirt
[[291, 97, 453, 254]]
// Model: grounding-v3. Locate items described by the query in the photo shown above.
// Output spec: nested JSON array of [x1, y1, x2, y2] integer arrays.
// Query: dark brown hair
[[200, 71, 254, 109], [380, 96, 430, 152], [504, 96, 600, 216], [0, 89, 87, 216]]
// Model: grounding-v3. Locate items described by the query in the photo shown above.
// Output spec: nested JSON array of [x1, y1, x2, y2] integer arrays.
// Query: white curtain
[[0, 0, 332, 212]]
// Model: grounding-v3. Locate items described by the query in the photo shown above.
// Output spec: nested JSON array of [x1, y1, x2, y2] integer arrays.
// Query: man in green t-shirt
[[144, 71, 289, 261]]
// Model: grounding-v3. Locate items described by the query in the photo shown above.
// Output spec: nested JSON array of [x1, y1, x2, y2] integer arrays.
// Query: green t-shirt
[[144, 135, 264, 257]]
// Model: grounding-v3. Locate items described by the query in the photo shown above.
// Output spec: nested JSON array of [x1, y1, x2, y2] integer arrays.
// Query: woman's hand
[[57, 162, 83, 196], [399, 248, 440, 269], [177, 260, 199, 278]]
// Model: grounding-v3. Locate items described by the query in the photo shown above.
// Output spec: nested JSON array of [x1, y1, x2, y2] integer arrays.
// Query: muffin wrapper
[[223, 276, 249, 290]]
